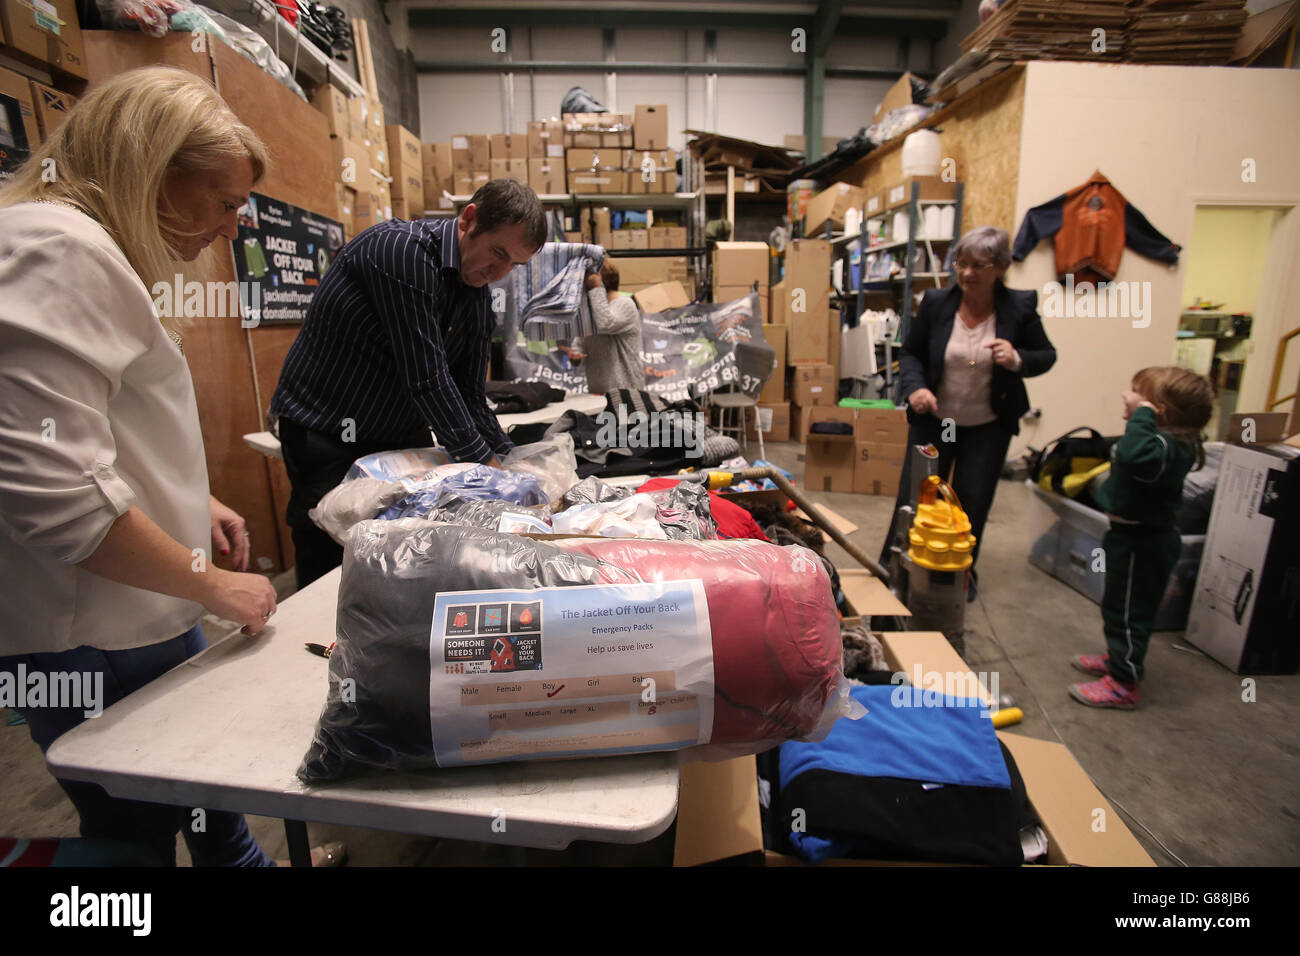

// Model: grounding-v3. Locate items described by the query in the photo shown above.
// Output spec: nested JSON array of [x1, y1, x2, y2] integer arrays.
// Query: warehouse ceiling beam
[[406, 7, 948, 37], [412, 60, 913, 78]]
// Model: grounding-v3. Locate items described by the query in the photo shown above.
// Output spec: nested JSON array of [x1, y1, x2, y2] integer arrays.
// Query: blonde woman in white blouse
[[885, 226, 1057, 603], [0, 67, 336, 866]]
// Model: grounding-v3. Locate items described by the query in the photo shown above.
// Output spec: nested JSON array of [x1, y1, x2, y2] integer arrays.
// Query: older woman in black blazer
[[883, 226, 1057, 598]]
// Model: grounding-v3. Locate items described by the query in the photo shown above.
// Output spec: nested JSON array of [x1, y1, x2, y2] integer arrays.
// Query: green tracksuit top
[[1094, 406, 1194, 529]]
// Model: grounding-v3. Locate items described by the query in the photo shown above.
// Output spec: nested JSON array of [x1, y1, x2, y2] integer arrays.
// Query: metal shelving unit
[[818, 181, 964, 397], [206, 0, 366, 98]]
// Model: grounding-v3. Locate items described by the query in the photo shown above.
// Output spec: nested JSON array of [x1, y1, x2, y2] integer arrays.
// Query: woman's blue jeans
[[0, 625, 275, 866]]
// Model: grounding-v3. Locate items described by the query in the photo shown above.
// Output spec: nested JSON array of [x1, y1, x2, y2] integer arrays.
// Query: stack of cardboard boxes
[[0, 62, 77, 184], [422, 142, 454, 212], [766, 239, 836, 446], [527, 120, 565, 194], [0, 0, 87, 84], [800, 406, 907, 494], [386, 124, 424, 220], [311, 85, 391, 235]]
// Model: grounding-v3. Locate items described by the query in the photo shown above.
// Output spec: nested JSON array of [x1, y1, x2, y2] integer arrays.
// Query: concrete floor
[[3, 440, 1297, 866]]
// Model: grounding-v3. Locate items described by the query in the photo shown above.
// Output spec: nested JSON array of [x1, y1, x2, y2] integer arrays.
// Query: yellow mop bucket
[[907, 475, 976, 572]]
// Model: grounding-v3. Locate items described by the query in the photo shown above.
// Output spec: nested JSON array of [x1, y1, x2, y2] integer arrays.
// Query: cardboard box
[[564, 230, 582, 243], [528, 158, 564, 194], [451, 134, 490, 171], [855, 406, 908, 443], [789, 363, 836, 408], [471, 170, 490, 192], [353, 182, 389, 229], [634, 103, 669, 149], [453, 173, 474, 196], [694, 627, 1154, 868], [527, 120, 565, 159], [330, 137, 371, 186], [24, 78, 70, 141], [566, 147, 625, 193], [389, 167, 424, 210], [713, 241, 769, 291], [648, 225, 687, 249], [312, 84, 353, 139], [874, 71, 918, 122], [490, 133, 527, 160], [828, 304, 841, 375], [864, 189, 886, 217], [579, 206, 612, 247], [617, 256, 686, 290], [569, 168, 626, 194], [348, 97, 369, 142], [0, 65, 40, 170], [385, 125, 422, 173], [0, 0, 86, 79], [760, 325, 786, 403], [782, 238, 832, 299], [624, 148, 677, 194], [854, 440, 906, 495], [1226, 412, 1289, 446], [1185, 444, 1299, 674], [608, 228, 649, 250], [633, 280, 690, 314], [366, 99, 385, 139], [746, 401, 790, 442], [805, 182, 866, 236], [422, 142, 452, 179], [782, 285, 833, 365], [367, 136, 389, 177], [335, 182, 356, 226], [566, 129, 602, 149], [805, 407, 858, 492], [489, 157, 529, 183], [884, 175, 958, 210]]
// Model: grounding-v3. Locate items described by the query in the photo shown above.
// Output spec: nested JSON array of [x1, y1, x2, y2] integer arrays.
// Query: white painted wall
[[1008, 61, 1300, 452]]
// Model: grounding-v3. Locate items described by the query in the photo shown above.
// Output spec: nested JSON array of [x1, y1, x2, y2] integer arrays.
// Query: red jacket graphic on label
[[491, 637, 515, 671], [452, 611, 468, 629]]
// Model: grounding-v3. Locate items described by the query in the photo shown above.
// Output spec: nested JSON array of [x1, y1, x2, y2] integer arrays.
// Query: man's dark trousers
[[278, 417, 432, 589]]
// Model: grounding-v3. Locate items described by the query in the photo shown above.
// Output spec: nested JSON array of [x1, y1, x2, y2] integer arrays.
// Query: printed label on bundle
[[429, 581, 714, 766]]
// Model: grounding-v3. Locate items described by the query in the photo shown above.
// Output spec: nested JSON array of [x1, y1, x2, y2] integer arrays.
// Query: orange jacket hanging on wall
[[1011, 171, 1181, 284]]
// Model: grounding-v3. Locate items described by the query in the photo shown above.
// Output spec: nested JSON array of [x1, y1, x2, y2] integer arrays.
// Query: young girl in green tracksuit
[[1069, 366, 1214, 709]]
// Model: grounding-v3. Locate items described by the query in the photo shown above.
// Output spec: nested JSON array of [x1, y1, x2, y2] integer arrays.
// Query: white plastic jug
[[844, 206, 862, 239], [940, 204, 956, 239], [901, 129, 942, 177]]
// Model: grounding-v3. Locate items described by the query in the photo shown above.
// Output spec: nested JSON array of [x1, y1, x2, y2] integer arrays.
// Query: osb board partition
[[843, 67, 1026, 234], [83, 31, 214, 86]]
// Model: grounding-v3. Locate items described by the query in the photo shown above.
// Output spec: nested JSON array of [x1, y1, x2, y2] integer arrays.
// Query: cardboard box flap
[[633, 281, 690, 313], [998, 732, 1156, 867], [674, 756, 763, 866], [878, 631, 993, 706], [838, 569, 910, 618]]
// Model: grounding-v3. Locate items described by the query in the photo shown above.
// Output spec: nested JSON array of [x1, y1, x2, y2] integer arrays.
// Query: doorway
[[1174, 204, 1286, 440]]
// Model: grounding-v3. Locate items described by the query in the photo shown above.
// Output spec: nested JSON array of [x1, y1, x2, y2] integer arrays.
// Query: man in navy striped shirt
[[270, 180, 546, 587]]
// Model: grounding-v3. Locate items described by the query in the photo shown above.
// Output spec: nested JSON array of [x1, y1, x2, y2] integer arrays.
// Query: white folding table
[[45, 568, 680, 865], [241, 393, 609, 461]]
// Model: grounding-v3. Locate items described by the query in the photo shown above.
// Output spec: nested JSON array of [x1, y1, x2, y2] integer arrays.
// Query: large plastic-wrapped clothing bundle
[[345, 447, 453, 486], [501, 434, 580, 503], [297, 521, 854, 781]]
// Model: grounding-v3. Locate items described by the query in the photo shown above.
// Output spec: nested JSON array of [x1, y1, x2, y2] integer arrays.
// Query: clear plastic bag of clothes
[[554, 477, 716, 539], [172, 6, 308, 100], [380, 464, 546, 518], [310, 462, 475, 544], [297, 521, 858, 781], [501, 433, 580, 503]]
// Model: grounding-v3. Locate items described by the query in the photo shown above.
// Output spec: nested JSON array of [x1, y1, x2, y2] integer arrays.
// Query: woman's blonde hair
[[0, 65, 269, 294], [1133, 366, 1216, 468]]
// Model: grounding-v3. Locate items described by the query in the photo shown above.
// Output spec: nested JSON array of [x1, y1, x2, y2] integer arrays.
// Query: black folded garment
[[487, 381, 566, 414], [809, 421, 853, 436]]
